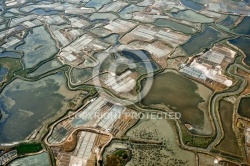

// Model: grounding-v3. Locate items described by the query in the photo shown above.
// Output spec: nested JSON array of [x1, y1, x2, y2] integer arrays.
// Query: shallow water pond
[[126, 117, 196, 165], [0, 66, 7, 82], [171, 10, 214, 23], [229, 36, 250, 66], [9, 152, 50, 166], [0, 51, 22, 58], [89, 12, 118, 21], [119, 4, 144, 19], [85, 0, 111, 10], [17, 26, 58, 69], [154, 18, 197, 34], [179, 0, 205, 10], [142, 70, 213, 133], [234, 17, 250, 35], [238, 97, 250, 119], [181, 26, 226, 56], [31, 9, 59, 15], [219, 15, 239, 28], [27, 59, 62, 77], [0, 73, 80, 144]]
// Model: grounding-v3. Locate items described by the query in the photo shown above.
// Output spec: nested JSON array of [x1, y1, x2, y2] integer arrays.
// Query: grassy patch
[[180, 122, 214, 148], [16, 142, 43, 155], [105, 149, 129, 166], [0, 58, 23, 88]]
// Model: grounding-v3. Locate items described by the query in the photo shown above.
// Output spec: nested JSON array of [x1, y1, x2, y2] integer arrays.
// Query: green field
[[16, 142, 43, 155]]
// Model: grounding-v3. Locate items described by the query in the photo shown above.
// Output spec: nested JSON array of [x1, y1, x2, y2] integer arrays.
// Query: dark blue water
[[0, 51, 22, 58], [0, 67, 8, 82], [137, 61, 159, 72], [179, 0, 204, 10], [13, 25, 26, 32], [219, 15, 238, 27], [31, 9, 58, 15], [229, 36, 250, 66], [121, 50, 152, 62], [181, 26, 222, 56], [119, 50, 159, 72], [234, 17, 250, 36]]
